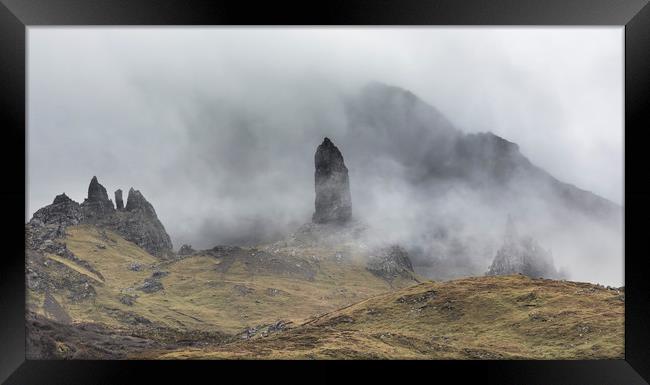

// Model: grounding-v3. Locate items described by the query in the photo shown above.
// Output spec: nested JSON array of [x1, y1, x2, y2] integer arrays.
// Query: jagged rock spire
[[115, 189, 124, 210], [312, 137, 352, 224], [123, 187, 173, 256], [126, 188, 156, 217], [88, 176, 109, 203], [81, 176, 114, 218]]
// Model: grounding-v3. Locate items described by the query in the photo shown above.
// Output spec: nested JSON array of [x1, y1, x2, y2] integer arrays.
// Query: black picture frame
[[1, 0, 649, 383]]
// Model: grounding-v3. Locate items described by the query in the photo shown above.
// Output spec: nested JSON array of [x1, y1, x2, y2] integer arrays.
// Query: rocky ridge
[[28, 176, 173, 258]]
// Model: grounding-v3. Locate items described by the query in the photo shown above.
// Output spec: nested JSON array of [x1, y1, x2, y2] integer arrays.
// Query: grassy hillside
[[156, 275, 624, 359], [26, 225, 623, 359], [27, 224, 417, 335]]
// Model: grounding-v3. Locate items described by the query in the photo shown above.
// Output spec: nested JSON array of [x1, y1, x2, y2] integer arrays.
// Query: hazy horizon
[[27, 28, 623, 286]]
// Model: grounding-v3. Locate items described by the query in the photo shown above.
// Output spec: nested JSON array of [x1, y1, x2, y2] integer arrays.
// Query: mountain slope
[[344, 82, 621, 224], [157, 275, 624, 360], [26, 223, 419, 339]]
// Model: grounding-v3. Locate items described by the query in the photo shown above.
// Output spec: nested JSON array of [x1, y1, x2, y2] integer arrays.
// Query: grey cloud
[[27, 27, 623, 285]]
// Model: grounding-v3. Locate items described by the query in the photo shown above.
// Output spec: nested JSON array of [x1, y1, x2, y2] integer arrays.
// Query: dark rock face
[[81, 176, 115, 219], [312, 137, 352, 224], [125, 188, 156, 216], [88, 176, 108, 201], [115, 189, 124, 210], [486, 217, 561, 279], [367, 245, 415, 281], [102, 188, 173, 258]]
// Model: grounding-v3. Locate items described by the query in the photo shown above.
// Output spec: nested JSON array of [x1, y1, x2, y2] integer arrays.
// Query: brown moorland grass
[[156, 275, 624, 359]]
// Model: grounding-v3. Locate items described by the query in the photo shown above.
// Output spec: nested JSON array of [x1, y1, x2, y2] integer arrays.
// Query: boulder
[[367, 245, 415, 281], [312, 137, 352, 224], [178, 244, 196, 256], [137, 277, 164, 293]]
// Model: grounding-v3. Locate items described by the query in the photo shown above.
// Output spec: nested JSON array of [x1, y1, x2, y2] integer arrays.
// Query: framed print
[[1, 0, 649, 383]]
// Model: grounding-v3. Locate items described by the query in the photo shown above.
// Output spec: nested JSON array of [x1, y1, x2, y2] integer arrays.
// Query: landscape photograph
[[25, 27, 624, 359]]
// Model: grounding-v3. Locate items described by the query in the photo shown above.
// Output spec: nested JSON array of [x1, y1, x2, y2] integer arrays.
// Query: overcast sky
[[27, 28, 623, 277]]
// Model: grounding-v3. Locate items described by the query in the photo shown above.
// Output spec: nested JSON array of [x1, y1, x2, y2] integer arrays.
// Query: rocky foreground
[[27, 273, 623, 360]]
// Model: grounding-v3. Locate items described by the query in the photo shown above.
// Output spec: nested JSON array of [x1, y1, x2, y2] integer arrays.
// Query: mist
[[27, 27, 623, 286]]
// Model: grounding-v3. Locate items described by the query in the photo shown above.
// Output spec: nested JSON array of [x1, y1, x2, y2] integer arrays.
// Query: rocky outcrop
[[27, 194, 84, 260], [30, 193, 84, 228], [178, 244, 196, 256], [81, 176, 115, 219], [287, 220, 368, 248], [312, 137, 352, 224], [367, 245, 415, 281], [103, 188, 173, 258], [125, 188, 157, 216], [115, 189, 124, 210], [486, 216, 561, 279], [28, 176, 173, 259]]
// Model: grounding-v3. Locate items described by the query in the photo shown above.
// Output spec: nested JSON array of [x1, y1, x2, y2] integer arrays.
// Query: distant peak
[[86, 176, 110, 204], [52, 193, 73, 205], [126, 187, 152, 214], [362, 81, 412, 97]]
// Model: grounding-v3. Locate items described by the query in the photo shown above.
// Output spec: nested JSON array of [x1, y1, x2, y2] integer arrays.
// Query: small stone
[[119, 294, 137, 306], [151, 271, 169, 279], [128, 262, 143, 272], [137, 278, 164, 293]]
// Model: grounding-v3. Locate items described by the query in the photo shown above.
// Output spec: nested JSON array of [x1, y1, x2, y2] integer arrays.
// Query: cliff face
[[103, 188, 173, 258], [312, 137, 352, 224], [81, 176, 115, 219], [28, 177, 173, 258]]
